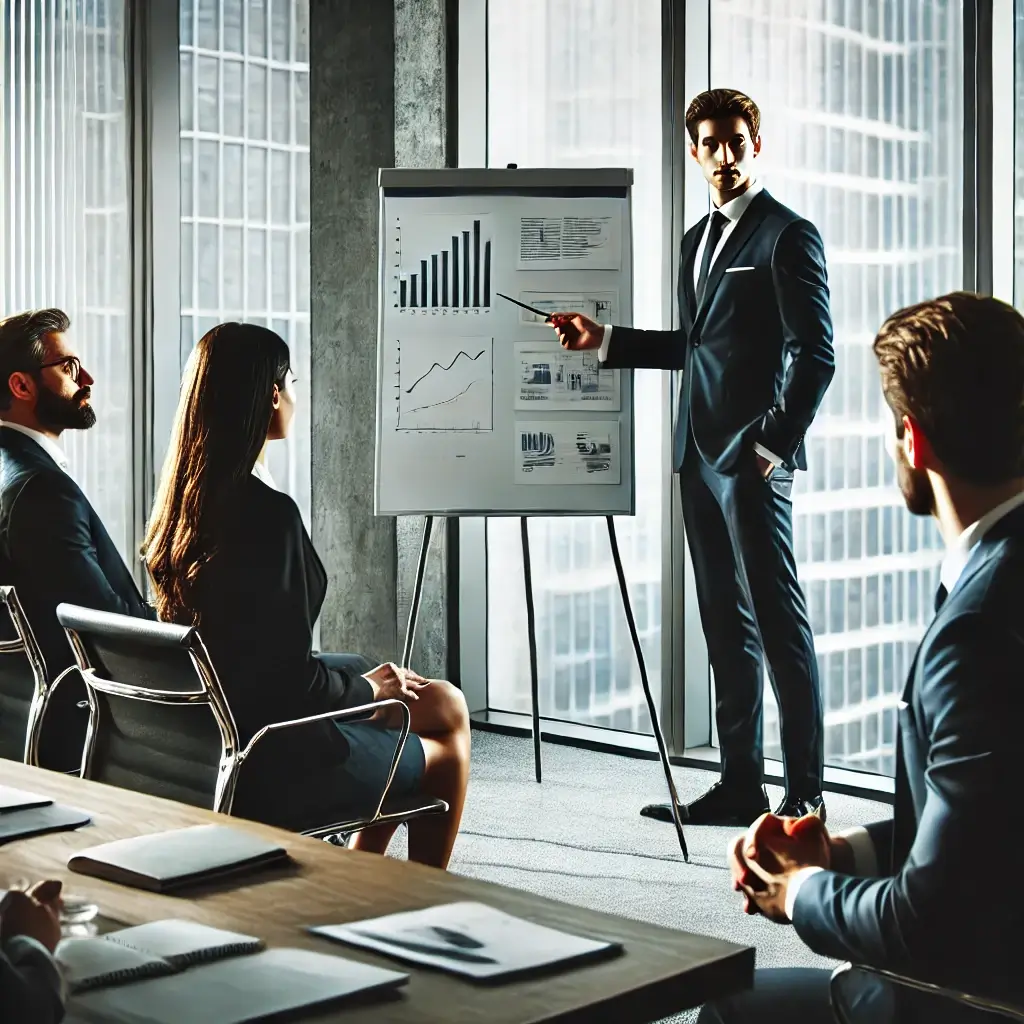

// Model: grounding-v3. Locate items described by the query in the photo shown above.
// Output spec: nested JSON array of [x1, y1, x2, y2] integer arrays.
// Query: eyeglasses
[[36, 356, 83, 384]]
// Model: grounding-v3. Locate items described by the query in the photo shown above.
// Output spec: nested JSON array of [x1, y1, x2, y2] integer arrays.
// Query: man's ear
[[7, 371, 34, 402], [903, 415, 932, 471], [752, 134, 762, 156]]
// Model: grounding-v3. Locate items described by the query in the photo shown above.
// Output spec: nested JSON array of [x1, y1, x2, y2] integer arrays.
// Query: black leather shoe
[[641, 781, 770, 827], [774, 793, 826, 823]]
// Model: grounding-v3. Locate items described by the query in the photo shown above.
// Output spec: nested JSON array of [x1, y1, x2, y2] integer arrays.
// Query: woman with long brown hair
[[143, 323, 469, 869]]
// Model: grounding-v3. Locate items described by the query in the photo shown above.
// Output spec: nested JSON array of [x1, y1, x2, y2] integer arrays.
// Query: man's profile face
[[690, 116, 760, 196], [33, 331, 96, 432]]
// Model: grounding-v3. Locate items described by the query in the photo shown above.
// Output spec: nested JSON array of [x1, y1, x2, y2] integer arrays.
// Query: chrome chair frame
[[0, 584, 62, 765], [57, 603, 446, 840], [830, 963, 1024, 1022]]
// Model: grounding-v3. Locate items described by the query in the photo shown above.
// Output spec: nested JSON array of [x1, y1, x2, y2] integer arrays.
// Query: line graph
[[404, 348, 487, 395], [396, 336, 492, 431]]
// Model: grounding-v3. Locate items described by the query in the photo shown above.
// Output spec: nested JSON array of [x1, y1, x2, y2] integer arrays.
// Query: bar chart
[[393, 214, 493, 315]]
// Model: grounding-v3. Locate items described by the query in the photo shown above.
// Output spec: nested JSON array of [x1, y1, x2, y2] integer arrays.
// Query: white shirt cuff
[[785, 865, 824, 922], [753, 442, 783, 467], [833, 825, 879, 876], [598, 324, 613, 363]]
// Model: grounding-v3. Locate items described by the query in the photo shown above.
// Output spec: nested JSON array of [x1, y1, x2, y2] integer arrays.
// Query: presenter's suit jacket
[[792, 503, 1024, 1006], [602, 188, 834, 473], [0, 425, 153, 769]]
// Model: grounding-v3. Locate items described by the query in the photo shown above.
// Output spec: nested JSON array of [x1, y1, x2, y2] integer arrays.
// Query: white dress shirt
[[0, 421, 69, 472], [251, 459, 277, 490], [783, 487, 1024, 921], [689, 180, 765, 294], [598, 181, 782, 467]]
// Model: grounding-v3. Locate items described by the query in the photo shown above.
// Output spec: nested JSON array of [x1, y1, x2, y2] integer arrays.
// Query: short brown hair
[[0, 308, 71, 411], [873, 292, 1024, 484], [685, 89, 761, 146]]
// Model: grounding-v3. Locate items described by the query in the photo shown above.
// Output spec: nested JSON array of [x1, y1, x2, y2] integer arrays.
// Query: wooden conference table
[[0, 760, 753, 1023]]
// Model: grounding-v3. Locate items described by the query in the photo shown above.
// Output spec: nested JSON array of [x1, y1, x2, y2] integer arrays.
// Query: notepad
[[311, 901, 623, 981], [0, 801, 91, 845], [0, 784, 53, 812], [67, 824, 289, 892], [72, 947, 409, 1023], [58, 920, 264, 993]]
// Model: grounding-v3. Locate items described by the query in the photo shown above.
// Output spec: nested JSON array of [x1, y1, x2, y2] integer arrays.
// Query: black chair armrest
[[830, 963, 1024, 1023]]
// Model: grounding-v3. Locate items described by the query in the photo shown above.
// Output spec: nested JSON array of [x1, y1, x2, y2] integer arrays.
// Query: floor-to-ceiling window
[[0, 0, 133, 559], [1016, 0, 1024, 304], [484, 0, 666, 734], [179, 0, 311, 522], [708, 0, 963, 774]]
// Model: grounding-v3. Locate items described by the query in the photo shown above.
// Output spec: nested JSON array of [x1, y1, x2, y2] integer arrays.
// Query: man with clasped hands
[[701, 294, 1024, 1023]]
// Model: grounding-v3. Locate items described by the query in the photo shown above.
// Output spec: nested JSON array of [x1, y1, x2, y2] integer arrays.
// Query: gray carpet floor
[[390, 729, 889, 1023]]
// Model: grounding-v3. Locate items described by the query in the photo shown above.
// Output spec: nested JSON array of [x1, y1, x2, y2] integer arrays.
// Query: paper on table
[[0, 785, 53, 812], [310, 901, 622, 981]]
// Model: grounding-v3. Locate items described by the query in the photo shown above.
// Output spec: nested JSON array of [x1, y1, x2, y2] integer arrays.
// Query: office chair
[[55, 602, 447, 842], [0, 584, 70, 765], [831, 963, 1024, 1023]]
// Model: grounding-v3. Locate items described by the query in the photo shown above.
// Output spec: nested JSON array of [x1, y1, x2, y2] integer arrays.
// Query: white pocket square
[[725, 266, 756, 273]]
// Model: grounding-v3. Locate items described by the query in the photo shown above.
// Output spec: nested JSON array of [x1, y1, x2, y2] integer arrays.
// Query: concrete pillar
[[311, 1, 456, 677], [394, 0, 456, 680], [310, 1, 397, 660]]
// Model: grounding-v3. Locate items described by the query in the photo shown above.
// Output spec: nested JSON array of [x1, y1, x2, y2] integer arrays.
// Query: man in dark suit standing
[[554, 89, 834, 825], [0, 308, 154, 770], [704, 293, 1024, 1023]]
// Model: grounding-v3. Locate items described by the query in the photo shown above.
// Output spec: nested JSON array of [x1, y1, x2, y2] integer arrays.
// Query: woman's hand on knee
[[364, 662, 431, 705]]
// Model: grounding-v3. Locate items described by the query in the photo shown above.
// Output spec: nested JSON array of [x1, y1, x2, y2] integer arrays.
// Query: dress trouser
[[680, 437, 823, 795]]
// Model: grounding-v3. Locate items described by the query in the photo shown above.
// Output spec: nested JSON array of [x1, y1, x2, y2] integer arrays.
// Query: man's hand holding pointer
[[549, 312, 604, 351]]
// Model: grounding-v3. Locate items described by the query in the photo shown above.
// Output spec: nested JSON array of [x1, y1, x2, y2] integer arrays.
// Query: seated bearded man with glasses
[[0, 309, 155, 771]]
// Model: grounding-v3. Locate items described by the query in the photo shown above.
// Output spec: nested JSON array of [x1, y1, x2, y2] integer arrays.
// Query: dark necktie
[[934, 583, 948, 613], [696, 210, 728, 308]]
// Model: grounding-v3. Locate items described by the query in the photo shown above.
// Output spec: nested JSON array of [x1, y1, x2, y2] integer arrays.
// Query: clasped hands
[[729, 812, 849, 924], [0, 880, 63, 952]]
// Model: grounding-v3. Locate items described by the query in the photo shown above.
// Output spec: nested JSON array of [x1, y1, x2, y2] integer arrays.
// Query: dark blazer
[[603, 189, 834, 472], [192, 475, 375, 818], [0, 426, 153, 767], [792, 502, 1024, 1006]]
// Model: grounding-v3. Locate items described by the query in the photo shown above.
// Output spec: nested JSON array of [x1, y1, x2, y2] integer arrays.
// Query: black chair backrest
[[55, 603, 239, 811], [0, 586, 48, 762]]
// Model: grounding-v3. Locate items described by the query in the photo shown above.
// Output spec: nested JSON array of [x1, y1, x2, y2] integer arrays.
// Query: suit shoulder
[[240, 475, 303, 526], [921, 548, 1024, 671], [955, 538, 1024, 616], [4, 461, 82, 514], [760, 191, 807, 225], [761, 193, 822, 240]]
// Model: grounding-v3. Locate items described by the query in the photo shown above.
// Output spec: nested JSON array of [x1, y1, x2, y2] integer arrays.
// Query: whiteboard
[[375, 168, 634, 517]]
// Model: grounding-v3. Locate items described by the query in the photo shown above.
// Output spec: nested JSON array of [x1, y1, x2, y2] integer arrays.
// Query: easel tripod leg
[[402, 515, 434, 668], [521, 517, 542, 783], [605, 516, 689, 861]]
